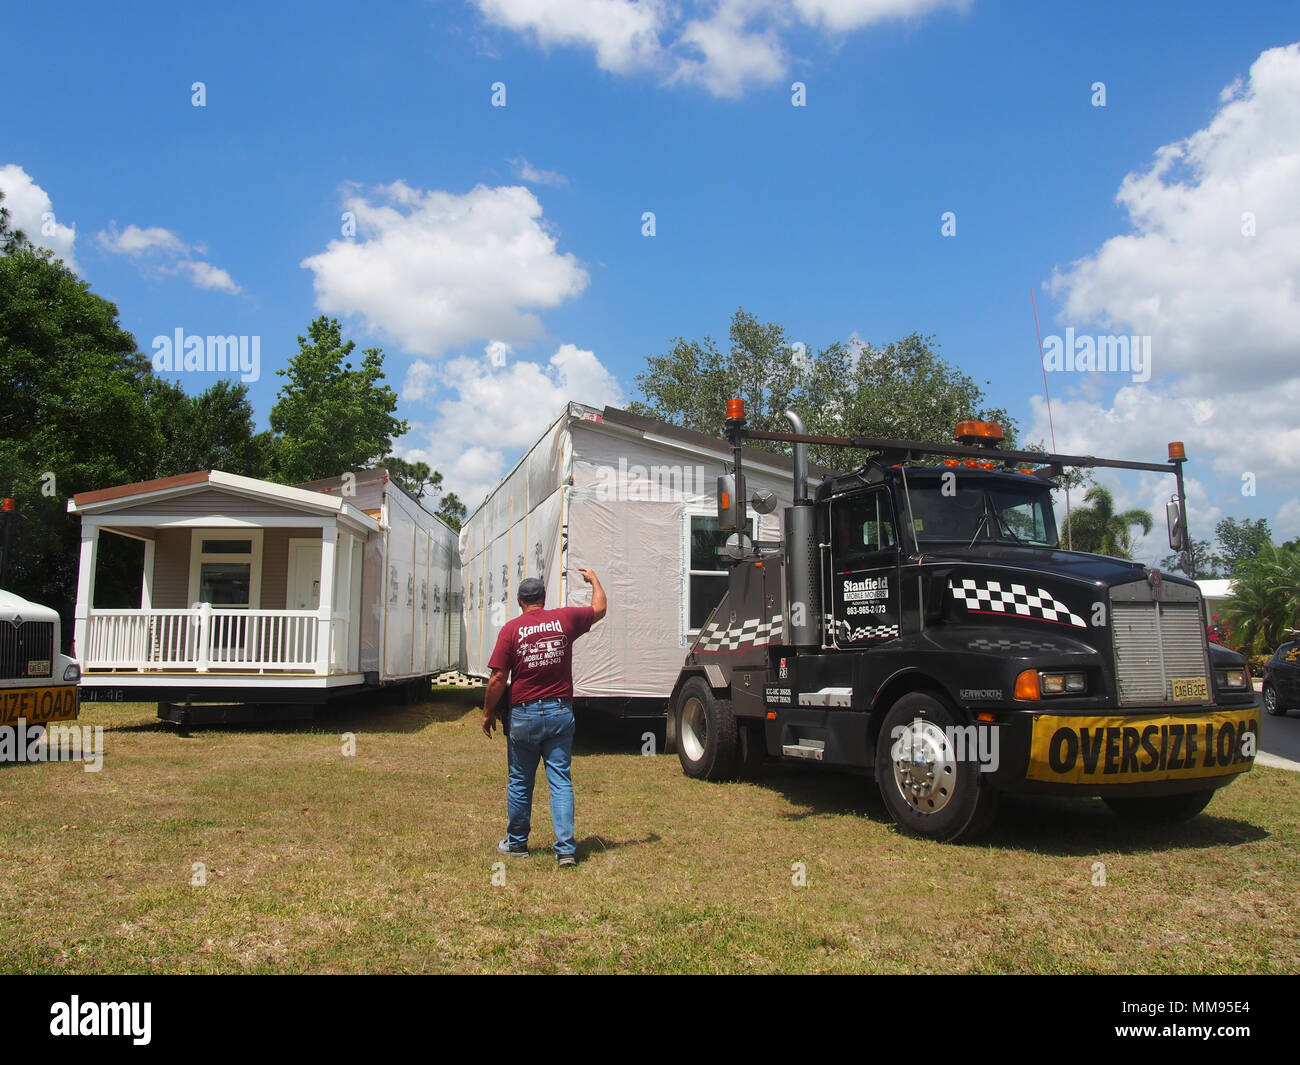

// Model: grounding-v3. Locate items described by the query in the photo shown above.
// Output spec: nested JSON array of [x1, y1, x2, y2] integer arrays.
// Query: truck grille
[[0, 620, 55, 680], [1111, 600, 1209, 706]]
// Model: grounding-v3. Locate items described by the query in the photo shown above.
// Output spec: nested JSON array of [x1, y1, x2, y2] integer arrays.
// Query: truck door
[[829, 489, 901, 645], [1280, 641, 1300, 705]]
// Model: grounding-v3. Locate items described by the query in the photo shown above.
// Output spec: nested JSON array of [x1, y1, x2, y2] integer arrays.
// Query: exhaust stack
[[783, 410, 820, 648]]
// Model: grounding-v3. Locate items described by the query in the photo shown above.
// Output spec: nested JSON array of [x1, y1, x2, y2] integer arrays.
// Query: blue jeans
[[506, 698, 576, 857]]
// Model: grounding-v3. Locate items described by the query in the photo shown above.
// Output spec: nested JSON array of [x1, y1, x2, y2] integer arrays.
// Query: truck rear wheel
[[875, 692, 999, 842], [1103, 789, 1215, 823], [675, 677, 738, 781]]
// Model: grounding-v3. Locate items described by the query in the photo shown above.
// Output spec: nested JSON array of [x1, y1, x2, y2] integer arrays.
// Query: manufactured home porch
[[69, 471, 379, 684]]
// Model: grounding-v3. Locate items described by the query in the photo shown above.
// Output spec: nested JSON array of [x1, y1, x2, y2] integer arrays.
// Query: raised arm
[[577, 567, 607, 621]]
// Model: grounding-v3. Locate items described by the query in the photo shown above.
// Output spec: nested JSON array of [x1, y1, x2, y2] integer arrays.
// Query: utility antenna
[[1031, 287, 1072, 549]]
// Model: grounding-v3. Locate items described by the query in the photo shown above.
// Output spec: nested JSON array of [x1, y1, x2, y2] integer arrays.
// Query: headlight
[[1215, 669, 1247, 690], [63, 663, 81, 682], [1039, 671, 1086, 695]]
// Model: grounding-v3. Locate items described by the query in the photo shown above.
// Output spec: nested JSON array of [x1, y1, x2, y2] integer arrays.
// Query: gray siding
[[117, 489, 321, 521], [152, 529, 191, 609], [260, 527, 320, 609]]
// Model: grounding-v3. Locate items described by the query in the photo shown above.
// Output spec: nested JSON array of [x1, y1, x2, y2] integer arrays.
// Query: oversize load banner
[[0, 686, 79, 726], [1027, 709, 1258, 784]]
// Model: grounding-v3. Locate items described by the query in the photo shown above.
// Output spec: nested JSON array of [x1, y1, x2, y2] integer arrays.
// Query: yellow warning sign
[[1026, 709, 1258, 785]]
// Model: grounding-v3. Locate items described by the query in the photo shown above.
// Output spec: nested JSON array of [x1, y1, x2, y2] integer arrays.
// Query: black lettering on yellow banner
[[1028, 710, 1258, 784], [0, 686, 78, 726]]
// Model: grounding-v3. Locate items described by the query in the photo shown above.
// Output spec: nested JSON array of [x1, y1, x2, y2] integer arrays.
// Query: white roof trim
[[69, 470, 380, 534]]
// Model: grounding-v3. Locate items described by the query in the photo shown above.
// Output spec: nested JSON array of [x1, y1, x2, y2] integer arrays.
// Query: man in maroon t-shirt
[[482, 568, 606, 866]]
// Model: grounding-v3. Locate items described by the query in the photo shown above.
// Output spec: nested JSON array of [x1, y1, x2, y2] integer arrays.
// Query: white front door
[[288, 541, 322, 610]]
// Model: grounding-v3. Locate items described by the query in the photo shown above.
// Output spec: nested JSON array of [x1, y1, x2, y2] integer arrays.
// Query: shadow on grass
[[577, 832, 661, 860], [102, 687, 485, 738], [732, 761, 1268, 856]]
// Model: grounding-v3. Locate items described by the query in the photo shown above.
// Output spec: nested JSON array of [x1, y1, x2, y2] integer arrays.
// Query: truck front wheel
[[1103, 789, 1215, 823], [675, 677, 738, 781], [875, 692, 999, 842], [1263, 683, 1283, 716]]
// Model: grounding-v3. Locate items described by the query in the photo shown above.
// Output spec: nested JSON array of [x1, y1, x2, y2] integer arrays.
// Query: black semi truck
[[667, 401, 1259, 841]]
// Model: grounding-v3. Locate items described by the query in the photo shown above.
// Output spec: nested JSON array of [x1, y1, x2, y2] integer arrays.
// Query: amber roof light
[[1168, 441, 1186, 460], [725, 398, 746, 421], [954, 420, 1004, 444]]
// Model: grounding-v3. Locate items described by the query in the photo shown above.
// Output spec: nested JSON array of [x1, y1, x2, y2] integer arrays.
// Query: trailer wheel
[[875, 692, 998, 842], [675, 677, 738, 781], [1103, 789, 1215, 823], [1263, 683, 1283, 716]]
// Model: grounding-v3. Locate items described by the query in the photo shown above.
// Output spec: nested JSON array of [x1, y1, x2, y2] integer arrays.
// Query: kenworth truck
[[667, 402, 1259, 841]]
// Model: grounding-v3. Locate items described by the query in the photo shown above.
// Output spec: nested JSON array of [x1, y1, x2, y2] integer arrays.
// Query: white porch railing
[[84, 608, 326, 672]]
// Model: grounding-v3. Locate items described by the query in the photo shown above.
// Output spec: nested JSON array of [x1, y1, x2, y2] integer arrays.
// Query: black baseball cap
[[517, 577, 545, 602]]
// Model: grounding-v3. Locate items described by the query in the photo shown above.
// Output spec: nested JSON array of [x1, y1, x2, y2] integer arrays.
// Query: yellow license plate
[[0, 686, 79, 726], [1027, 708, 1258, 785], [1171, 676, 1209, 701]]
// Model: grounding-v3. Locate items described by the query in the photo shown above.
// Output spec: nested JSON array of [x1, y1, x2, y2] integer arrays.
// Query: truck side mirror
[[751, 489, 777, 515], [1166, 499, 1184, 551]]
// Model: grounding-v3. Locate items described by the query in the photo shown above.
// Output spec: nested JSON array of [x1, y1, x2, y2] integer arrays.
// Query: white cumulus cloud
[[1048, 43, 1300, 393], [399, 341, 624, 507], [301, 182, 589, 357], [1033, 43, 1300, 558], [96, 223, 189, 257], [173, 260, 241, 293], [96, 220, 240, 293], [510, 158, 570, 186], [471, 0, 965, 97], [475, 0, 665, 72], [0, 164, 79, 272]]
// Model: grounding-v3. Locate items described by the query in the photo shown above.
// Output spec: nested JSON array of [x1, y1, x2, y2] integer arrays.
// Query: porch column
[[316, 525, 337, 674], [335, 531, 354, 673], [73, 523, 99, 660], [141, 539, 156, 610]]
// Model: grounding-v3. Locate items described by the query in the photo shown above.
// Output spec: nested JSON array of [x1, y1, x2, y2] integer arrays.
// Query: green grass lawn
[[2, 691, 1297, 973]]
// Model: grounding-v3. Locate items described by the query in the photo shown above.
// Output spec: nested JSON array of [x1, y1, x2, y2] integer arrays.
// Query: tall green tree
[[435, 492, 466, 530], [145, 377, 274, 480], [269, 316, 407, 484], [629, 309, 1016, 472], [0, 193, 161, 634], [1214, 517, 1272, 575], [383, 456, 441, 499], [1159, 538, 1223, 579], [1059, 485, 1153, 559], [1222, 542, 1300, 655]]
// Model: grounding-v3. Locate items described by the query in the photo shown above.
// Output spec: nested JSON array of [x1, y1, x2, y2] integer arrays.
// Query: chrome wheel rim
[[891, 717, 957, 814], [681, 697, 708, 763]]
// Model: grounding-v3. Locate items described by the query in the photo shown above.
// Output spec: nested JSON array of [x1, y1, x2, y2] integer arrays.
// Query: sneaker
[[498, 840, 529, 857], [557, 853, 577, 867]]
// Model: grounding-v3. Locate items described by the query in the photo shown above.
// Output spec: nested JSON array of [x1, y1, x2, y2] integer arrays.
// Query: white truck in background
[[0, 588, 81, 732]]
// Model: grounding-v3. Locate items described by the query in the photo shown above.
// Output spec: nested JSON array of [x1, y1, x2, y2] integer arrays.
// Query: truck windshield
[[906, 479, 1059, 547]]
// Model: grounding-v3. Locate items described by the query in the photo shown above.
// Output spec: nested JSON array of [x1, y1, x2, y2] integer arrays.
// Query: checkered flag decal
[[839, 621, 900, 642], [695, 614, 784, 652], [950, 578, 1086, 628]]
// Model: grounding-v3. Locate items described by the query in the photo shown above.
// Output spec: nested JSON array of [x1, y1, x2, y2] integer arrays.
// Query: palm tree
[[1222, 543, 1300, 655], [1060, 486, 1153, 559]]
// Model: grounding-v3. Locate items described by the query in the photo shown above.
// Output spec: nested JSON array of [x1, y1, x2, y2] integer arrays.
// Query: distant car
[[1262, 638, 1300, 716]]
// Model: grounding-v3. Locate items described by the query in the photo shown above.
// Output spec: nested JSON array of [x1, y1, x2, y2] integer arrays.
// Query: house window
[[189, 530, 263, 609], [686, 514, 756, 632]]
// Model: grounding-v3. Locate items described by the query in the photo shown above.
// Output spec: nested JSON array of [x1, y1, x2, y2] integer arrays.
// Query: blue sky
[[3, 0, 1297, 561]]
